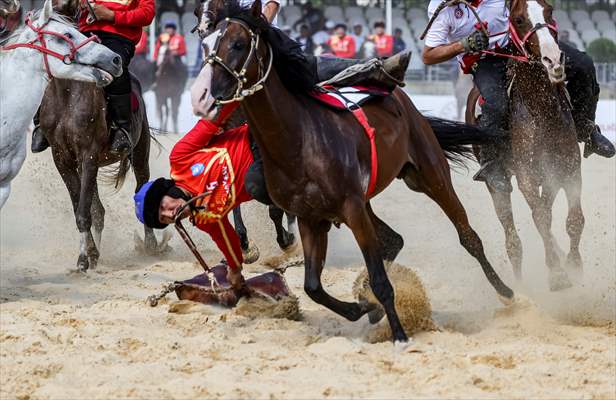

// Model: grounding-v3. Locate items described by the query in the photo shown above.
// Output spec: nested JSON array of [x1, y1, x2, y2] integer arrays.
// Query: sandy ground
[[1, 125, 615, 399]]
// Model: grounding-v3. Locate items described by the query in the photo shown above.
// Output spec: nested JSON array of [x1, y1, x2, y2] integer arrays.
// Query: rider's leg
[[560, 41, 615, 158], [471, 56, 512, 193], [96, 32, 135, 157], [266, 27, 410, 89]]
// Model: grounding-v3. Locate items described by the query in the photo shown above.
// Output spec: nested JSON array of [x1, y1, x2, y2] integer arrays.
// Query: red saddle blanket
[[309, 86, 388, 198], [309, 85, 390, 110]]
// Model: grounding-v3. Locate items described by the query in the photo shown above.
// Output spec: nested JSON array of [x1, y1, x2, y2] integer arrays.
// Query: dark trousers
[[472, 56, 509, 137], [88, 31, 135, 95], [560, 41, 600, 124]]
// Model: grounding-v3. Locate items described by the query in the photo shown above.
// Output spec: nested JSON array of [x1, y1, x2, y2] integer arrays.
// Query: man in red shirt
[[369, 21, 394, 57], [328, 23, 356, 59], [31, 0, 155, 157], [135, 30, 149, 56], [153, 22, 187, 65], [134, 105, 260, 290]]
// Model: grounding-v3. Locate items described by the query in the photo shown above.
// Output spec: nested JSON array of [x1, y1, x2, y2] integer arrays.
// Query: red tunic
[[78, 0, 155, 44], [153, 33, 187, 61], [372, 34, 394, 57], [169, 120, 254, 270], [329, 35, 356, 58], [135, 30, 149, 55]]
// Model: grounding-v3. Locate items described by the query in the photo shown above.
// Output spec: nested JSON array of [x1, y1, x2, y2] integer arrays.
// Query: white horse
[[0, 0, 122, 208]]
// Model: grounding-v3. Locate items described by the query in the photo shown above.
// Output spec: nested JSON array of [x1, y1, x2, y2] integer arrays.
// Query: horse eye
[[514, 16, 525, 25], [65, 32, 73, 39], [232, 41, 245, 51]]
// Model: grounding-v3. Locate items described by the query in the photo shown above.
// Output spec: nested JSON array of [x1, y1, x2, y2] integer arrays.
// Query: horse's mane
[[0, 9, 74, 46], [211, 0, 316, 92]]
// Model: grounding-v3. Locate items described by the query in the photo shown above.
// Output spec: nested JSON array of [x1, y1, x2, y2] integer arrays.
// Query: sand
[[1, 130, 615, 399]]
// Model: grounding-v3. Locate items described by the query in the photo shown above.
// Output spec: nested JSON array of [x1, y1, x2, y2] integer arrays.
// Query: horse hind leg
[[90, 182, 105, 251], [366, 202, 404, 265], [269, 205, 296, 251], [410, 167, 515, 302], [487, 186, 523, 280]]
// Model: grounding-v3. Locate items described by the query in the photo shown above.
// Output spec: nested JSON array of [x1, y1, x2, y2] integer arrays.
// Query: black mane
[[212, 0, 317, 92]]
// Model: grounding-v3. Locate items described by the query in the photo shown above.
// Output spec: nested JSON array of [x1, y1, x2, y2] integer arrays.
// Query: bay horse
[[192, 0, 514, 344], [36, 1, 160, 271], [154, 45, 188, 133], [466, 0, 582, 291], [0, 1, 121, 209]]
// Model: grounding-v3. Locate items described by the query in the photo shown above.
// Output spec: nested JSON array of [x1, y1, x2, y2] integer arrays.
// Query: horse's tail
[[98, 157, 131, 190], [426, 116, 497, 168]]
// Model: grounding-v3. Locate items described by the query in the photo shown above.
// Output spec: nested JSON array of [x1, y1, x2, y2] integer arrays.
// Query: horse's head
[[193, 0, 225, 39], [0, 0, 19, 16], [13, 0, 122, 86], [509, 0, 564, 83], [191, 0, 271, 120]]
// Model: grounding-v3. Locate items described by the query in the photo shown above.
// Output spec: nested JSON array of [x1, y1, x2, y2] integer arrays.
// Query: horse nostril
[[112, 56, 121, 66], [542, 56, 553, 66]]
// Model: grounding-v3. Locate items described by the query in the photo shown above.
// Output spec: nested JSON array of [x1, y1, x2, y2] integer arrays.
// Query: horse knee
[[76, 215, 92, 232], [303, 278, 323, 301]]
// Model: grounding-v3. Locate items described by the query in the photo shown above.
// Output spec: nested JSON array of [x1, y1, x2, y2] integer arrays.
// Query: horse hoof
[[280, 233, 297, 252], [75, 255, 89, 273], [549, 269, 573, 291], [497, 293, 516, 307], [242, 240, 260, 264], [393, 338, 414, 352]]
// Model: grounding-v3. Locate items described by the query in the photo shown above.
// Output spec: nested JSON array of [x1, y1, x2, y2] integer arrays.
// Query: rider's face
[[159, 195, 188, 225]]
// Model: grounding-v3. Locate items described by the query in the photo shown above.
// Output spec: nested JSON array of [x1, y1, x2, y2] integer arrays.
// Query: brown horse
[[154, 45, 188, 133], [37, 2, 159, 271], [466, 0, 582, 291], [192, 0, 514, 343]]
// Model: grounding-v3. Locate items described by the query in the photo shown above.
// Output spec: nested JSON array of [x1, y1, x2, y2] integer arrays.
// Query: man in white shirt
[[423, 0, 614, 192], [239, 0, 279, 25]]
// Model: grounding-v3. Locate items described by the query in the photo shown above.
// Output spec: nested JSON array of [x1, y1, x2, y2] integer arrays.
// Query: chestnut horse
[[466, 0, 582, 291], [191, 0, 514, 343]]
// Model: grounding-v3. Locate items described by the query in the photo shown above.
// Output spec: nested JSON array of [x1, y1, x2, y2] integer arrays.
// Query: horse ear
[[250, 0, 262, 18], [39, 0, 53, 24]]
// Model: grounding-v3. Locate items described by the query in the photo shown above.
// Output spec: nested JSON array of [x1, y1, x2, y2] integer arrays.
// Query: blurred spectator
[[369, 21, 394, 57], [313, 20, 335, 47], [0, 5, 21, 40], [292, 2, 325, 35], [351, 22, 366, 55], [559, 30, 578, 49], [135, 30, 149, 57], [154, 22, 187, 65], [296, 24, 315, 54], [393, 28, 406, 54], [329, 23, 356, 58]]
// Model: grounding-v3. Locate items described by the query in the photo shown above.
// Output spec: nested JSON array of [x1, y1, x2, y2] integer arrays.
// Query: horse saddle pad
[[309, 86, 390, 110], [174, 264, 291, 308]]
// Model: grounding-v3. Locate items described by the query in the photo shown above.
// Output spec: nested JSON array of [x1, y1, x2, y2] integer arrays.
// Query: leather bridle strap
[[1, 13, 100, 78], [204, 17, 273, 105]]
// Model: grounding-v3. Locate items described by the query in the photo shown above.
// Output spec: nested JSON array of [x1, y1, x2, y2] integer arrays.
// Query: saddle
[[309, 85, 387, 198]]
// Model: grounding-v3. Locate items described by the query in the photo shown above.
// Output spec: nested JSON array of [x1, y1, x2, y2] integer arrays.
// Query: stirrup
[[317, 58, 403, 89]]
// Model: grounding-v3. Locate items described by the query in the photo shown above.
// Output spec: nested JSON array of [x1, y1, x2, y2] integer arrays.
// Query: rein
[[1, 13, 100, 77], [205, 17, 273, 105], [421, 0, 557, 64]]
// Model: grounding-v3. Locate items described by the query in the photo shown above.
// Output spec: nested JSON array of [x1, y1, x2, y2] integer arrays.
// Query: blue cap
[[134, 180, 155, 225], [134, 178, 175, 229]]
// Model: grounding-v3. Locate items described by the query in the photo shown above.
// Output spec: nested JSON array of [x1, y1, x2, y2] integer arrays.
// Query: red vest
[[329, 35, 356, 58], [373, 34, 394, 57]]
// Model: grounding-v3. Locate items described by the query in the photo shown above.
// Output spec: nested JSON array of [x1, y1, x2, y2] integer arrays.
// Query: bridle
[[482, 19, 558, 63], [204, 17, 273, 105], [1, 13, 100, 78]]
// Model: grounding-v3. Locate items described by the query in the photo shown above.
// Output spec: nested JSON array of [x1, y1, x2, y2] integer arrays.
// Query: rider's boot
[[575, 118, 615, 159], [317, 51, 411, 90], [245, 134, 273, 206], [473, 109, 512, 192], [107, 93, 133, 158], [31, 108, 50, 153]]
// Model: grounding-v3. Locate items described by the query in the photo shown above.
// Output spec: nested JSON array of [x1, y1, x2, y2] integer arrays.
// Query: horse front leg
[[298, 217, 375, 323], [341, 199, 408, 343], [487, 186, 523, 280], [517, 178, 571, 291], [269, 205, 296, 251], [75, 158, 100, 270], [563, 174, 585, 278], [0, 181, 11, 209], [231, 206, 259, 264]]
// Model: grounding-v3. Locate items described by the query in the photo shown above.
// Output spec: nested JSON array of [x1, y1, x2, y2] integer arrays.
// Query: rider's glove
[[460, 30, 489, 53]]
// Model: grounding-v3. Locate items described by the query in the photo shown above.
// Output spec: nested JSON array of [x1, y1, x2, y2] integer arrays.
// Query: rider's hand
[[89, 3, 115, 22], [460, 29, 489, 53], [226, 265, 246, 291]]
